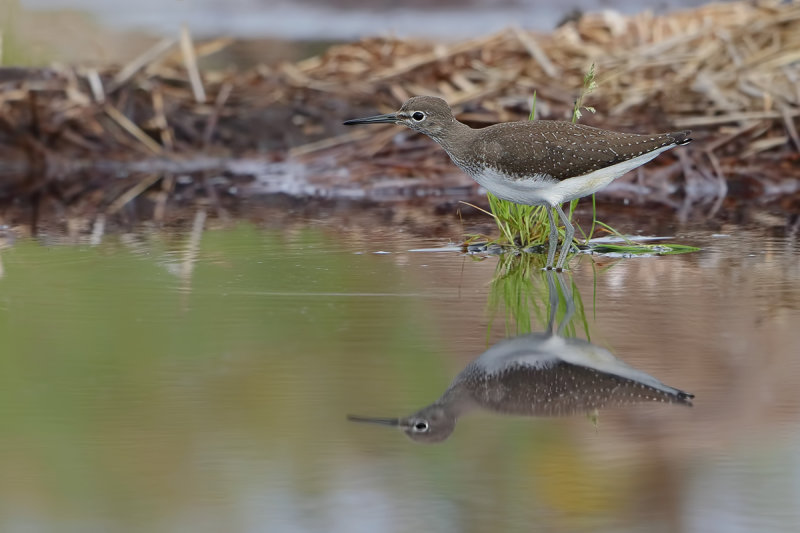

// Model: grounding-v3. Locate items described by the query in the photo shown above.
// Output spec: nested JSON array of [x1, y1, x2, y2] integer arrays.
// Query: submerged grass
[[589, 242, 701, 255], [580, 220, 700, 256]]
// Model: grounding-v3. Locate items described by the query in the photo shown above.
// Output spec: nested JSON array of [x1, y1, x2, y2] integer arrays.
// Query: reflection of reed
[[488, 252, 589, 338], [89, 214, 105, 246], [0, 230, 12, 279], [179, 209, 207, 292], [350, 270, 693, 443]]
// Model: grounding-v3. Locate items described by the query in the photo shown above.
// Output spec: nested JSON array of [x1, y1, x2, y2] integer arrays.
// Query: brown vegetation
[[1, 1, 799, 230]]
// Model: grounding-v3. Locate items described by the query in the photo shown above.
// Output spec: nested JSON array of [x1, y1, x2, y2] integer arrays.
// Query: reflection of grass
[[487, 253, 589, 338], [487, 259, 613, 430]]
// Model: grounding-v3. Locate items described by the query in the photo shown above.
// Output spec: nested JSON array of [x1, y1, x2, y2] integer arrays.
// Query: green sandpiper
[[344, 96, 691, 270]]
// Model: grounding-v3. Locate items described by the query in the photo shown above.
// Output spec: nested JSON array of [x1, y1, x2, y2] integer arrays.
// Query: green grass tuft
[[572, 63, 597, 124]]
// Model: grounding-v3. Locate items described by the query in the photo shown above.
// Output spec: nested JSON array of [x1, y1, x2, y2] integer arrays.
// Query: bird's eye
[[412, 111, 425, 121], [413, 420, 429, 432]]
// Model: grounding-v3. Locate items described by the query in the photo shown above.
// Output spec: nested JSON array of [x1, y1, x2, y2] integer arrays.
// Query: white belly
[[470, 146, 673, 207], [470, 167, 556, 206]]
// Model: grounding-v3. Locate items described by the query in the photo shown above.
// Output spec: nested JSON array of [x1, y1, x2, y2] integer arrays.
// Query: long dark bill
[[346, 414, 401, 426], [343, 113, 398, 125]]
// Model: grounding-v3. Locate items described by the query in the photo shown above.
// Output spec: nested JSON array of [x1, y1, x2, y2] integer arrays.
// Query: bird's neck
[[429, 120, 475, 159], [436, 379, 479, 417]]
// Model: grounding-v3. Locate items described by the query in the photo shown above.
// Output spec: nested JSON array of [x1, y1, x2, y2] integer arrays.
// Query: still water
[[0, 223, 799, 533]]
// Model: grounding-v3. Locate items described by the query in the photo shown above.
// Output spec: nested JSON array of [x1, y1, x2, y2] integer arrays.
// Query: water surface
[[0, 223, 798, 532]]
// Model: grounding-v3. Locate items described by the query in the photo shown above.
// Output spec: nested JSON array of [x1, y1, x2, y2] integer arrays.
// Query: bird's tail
[[674, 389, 695, 406], [670, 130, 692, 146]]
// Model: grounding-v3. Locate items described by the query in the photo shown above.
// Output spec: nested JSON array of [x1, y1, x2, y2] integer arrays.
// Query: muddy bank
[[1, 1, 799, 232]]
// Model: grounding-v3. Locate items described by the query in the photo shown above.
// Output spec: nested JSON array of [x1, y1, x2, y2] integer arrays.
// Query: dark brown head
[[343, 96, 457, 141]]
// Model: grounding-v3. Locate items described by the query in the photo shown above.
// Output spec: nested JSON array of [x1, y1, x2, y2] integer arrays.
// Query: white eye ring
[[411, 111, 425, 121], [412, 420, 429, 432]]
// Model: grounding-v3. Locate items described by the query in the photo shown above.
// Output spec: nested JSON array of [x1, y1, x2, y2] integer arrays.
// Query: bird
[[344, 96, 692, 270], [347, 271, 693, 443]]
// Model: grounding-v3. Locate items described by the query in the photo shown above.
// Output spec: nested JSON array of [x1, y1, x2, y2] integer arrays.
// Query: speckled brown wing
[[476, 121, 691, 181], [467, 363, 694, 417]]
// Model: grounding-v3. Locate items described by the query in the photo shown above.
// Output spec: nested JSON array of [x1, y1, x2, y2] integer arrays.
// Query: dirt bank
[[1, 1, 799, 232]]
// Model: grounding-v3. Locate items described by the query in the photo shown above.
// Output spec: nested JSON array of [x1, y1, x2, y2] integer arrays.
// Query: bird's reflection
[[348, 270, 693, 443]]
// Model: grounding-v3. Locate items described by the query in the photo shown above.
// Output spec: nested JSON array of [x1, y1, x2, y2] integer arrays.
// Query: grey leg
[[545, 270, 557, 334], [554, 271, 575, 336], [545, 207, 558, 270], [554, 204, 574, 271]]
